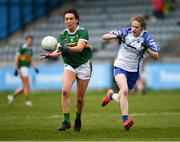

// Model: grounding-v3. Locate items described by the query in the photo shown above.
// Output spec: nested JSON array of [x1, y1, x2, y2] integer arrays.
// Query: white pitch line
[[130, 112, 180, 116], [1, 112, 180, 120], [46, 112, 180, 119]]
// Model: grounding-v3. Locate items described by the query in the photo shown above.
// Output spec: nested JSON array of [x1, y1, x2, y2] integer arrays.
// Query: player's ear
[[140, 27, 144, 32], [75, 19, 79, 25]]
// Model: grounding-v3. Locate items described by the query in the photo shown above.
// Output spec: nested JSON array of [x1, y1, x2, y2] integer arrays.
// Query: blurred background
[[0, 0, 180, 91]]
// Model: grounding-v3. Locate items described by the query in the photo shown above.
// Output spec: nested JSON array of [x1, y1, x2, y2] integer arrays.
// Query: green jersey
[[17, 44, 33, 68], [57, 26, 92, 68]]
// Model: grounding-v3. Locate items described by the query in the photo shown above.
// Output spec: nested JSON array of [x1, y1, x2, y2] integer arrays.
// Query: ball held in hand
[[41, 36, 58, 52]]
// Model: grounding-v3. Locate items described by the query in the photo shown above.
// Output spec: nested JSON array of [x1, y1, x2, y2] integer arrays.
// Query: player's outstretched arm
[[57, 40, 87, 53], [40, 50, 62, 60], [102, 34, 118, 40], [30, 58, 39, 73]]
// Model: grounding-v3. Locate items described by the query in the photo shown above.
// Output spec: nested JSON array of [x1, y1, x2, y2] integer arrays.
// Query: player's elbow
[[78, 46, 84, 52], [152, 53, 160, 60], [102, 34, 107, 40], [155, 54, 160, 60], [148, 49, 160, 60], [102, 34, 111, 40], [154, 52, 160, 60]]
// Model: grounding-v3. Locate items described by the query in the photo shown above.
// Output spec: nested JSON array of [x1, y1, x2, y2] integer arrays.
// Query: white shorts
[[19, 66, 29, 77], [64, 60, 92, 80]]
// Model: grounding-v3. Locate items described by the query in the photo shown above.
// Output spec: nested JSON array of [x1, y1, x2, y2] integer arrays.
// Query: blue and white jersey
[[109, 27, 160, 72]]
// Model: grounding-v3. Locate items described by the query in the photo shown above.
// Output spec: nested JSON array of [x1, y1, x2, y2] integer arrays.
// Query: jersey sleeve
[[79, 29, 89, 42], [31, 49, 33, 56], [108, 27, 130, 37], [18, 45, 26, 55], [57, 34, 64, 44], [145, 33, 160, 52]]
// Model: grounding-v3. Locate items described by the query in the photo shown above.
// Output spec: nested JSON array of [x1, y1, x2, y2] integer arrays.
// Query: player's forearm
[[51, 50, 62, 57], [15, 56, 19, 69], [30, 59, 36, 68], [68, 46, 82, 52], [102, 34, 117, 40], [68, 40, 86, 52], [147, 49, 159, 60]]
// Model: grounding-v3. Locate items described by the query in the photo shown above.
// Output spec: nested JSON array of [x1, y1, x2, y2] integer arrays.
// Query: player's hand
[[34, 68, 39, 74], [14, 69, 18, 76], [40, 53, 52, 60], [117, 35, 122, 43], [57, 43, 69, 53], [143, 46, 148, 51], [142, 42, 148, 51]]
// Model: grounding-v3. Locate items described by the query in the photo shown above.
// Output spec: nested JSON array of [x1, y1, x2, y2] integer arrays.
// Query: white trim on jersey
[[67, 26, 79, 35], [79, 38, 88, 43]]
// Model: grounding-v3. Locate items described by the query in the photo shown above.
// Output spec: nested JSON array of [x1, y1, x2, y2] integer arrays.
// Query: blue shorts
[[113, 67, 139, 89]]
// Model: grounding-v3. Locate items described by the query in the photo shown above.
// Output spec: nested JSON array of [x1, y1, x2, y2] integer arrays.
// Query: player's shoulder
[[142, 30, 154, 41], [78, 26, 87, 30], [117, 27, 130, 32], [57, 29, 68, 40], [118, 27, 131, 36], [18, 44, 23, 50], [77, 26, 88, 33], [60, 29, 67, 35]]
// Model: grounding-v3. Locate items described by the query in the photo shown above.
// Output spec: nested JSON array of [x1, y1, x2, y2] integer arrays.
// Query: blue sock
[[109, 93, 113, 100], [122, 115, 128, 122]]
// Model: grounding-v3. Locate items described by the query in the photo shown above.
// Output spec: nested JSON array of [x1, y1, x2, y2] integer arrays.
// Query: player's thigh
[[19, 67, 29, 77], [76, 60, 92, 80], [62, 69, 76, 90], [21, 76, 29, 86], [115, 74, 128, 91]]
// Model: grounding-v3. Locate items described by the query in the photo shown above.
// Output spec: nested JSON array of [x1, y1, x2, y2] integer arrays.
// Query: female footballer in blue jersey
[[101, 16, 160, 131]]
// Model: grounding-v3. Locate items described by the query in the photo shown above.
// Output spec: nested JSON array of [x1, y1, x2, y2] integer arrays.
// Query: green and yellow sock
[[64, 113, 70, 122]]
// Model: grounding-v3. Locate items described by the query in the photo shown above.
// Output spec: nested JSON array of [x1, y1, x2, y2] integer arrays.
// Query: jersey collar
[[23, 44, 28, 48], [140, 30, 144, 37], [67, 26, 79, 35]]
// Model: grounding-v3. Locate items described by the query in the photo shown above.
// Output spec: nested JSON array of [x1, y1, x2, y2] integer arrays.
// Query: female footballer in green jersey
[[41, 8, 92, 131], [7, 35, 39, 107]]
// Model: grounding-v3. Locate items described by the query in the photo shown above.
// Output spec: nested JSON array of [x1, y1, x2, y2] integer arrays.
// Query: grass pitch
[[0, 89, 180, 141]]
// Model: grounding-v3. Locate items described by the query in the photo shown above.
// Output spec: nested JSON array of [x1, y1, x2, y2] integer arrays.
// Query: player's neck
[[68, 25, 78, 33]]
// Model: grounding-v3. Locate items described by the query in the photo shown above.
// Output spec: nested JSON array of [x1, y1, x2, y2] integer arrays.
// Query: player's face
[[131, 21, 143, 37], [64, 13, 78, 32], [26, 38, 33, 46]]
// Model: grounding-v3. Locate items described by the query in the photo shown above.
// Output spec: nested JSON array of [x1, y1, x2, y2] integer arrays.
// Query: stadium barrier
[[145, 63, 180, 89], [0, 62, 112, 90], [1, 63, 180, 90]]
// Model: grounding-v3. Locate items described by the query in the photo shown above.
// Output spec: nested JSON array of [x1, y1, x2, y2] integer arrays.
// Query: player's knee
[[62, 88, 70, 97], [77, 99, 83, 106], [77, 99, 83, 108], [121, 89, 128, 96], [76, 96, 83, 105]]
